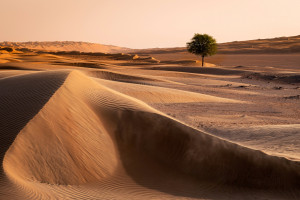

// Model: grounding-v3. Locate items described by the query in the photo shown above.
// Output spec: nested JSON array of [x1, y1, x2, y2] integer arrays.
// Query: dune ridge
[[132, 35, 300, 54], [0, 41, 131, 54], [1, 70, 299, 199]]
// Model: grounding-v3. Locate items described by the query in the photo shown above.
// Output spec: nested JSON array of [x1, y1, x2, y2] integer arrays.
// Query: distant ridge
[[131, 35, 300, 54], [1, 35, 299, 54], [0, 41, 131, 54]]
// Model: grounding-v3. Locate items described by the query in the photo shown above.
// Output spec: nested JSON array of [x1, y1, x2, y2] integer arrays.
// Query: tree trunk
[[202, 55, 204, 67]]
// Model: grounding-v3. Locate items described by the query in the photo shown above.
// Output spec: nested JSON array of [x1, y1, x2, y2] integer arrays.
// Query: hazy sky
[[1, 0, 299, 48]]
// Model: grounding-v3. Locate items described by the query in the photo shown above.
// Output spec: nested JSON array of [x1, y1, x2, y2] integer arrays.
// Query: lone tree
[[186, 33, 217, 67]]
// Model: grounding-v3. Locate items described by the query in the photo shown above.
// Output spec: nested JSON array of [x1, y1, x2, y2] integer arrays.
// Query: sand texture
[[0, 46, 300, 199]]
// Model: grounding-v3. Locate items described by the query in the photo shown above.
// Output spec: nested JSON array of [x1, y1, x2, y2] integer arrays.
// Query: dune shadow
[[0, 65, 37, 71], [147, 66, 245, 75], [0, 71, 68, 176], [104, 109, 300, 198]]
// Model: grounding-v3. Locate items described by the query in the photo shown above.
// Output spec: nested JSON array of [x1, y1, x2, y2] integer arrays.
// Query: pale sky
[[1, 0, 299, 49]]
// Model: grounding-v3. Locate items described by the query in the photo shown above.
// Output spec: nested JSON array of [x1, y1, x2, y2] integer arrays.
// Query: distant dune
[[132, 35, 300, 54], [0, 41, 131, 54]]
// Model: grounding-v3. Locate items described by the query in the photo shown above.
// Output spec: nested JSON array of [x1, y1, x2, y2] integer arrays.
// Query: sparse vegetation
[[186, 33, 217, 66]]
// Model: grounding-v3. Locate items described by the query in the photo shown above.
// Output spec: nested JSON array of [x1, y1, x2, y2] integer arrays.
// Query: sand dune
[[1, 70, 300, 199], [0, 47, 300, 199], [95, 78, 244, 104], [0, 41, 131, 54]]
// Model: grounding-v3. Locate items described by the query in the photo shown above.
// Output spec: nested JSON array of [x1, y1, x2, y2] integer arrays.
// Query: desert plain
[[0, 36, 300, 199]]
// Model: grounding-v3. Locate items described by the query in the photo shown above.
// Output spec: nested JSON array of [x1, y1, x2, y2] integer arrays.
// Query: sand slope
[[0, 70, 299, 199], [0, 47, 300, 199]]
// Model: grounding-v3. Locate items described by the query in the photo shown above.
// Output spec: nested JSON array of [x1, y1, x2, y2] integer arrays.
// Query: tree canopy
[[186, 33, 217, 66]]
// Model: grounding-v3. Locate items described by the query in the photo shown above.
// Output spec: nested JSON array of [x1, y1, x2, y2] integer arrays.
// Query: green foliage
[[186, 33, 217, 57]]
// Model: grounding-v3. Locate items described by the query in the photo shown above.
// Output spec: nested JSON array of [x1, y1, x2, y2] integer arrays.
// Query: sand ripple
[[0, 70, 299, 199]]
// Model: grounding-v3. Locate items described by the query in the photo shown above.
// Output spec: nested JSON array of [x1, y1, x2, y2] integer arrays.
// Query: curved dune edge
[[2, 70, 300, 199], [85, 69, 187, 86], [94, 78, 246, 104]]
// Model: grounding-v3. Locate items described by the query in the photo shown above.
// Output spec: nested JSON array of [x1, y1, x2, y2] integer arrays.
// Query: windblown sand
[[0, 48, 299, 199]]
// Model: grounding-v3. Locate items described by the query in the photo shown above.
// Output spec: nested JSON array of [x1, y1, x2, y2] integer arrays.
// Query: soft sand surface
[[0, 48, 300, 199]]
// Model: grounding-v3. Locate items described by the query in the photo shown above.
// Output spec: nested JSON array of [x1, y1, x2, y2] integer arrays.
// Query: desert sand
[[0, 40, 300, 199], [0, 41, 130, 54]]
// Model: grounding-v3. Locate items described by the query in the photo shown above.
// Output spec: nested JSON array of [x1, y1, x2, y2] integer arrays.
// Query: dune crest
[[3, 71, 119, 185], [2, 70, 299, 199]]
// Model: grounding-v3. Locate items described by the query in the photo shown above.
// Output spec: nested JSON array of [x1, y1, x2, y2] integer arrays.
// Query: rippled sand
[[0, 49, 299, 199]]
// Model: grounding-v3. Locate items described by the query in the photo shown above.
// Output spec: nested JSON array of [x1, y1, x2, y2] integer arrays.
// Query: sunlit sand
[[0, 37, 300, 199]]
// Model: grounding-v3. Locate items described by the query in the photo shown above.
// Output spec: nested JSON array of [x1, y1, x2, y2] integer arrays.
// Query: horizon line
[[1, 34, 299, 50]]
